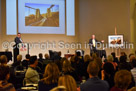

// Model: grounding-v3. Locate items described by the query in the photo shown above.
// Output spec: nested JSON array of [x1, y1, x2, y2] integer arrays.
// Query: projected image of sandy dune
[[25, 3, 59, 27]]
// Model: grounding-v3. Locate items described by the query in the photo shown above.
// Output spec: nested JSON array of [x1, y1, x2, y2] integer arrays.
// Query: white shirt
[[92, 39, 95, 47]]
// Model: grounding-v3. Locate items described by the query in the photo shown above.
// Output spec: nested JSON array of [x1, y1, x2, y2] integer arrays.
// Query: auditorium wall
[[78, 0, 132, 56], [0, 0, 1, 51], [130, 0, 136, 53], [0, 0, 135, 58]]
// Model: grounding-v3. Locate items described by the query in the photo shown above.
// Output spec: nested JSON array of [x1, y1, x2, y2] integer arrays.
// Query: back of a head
[[114, 70, 132, 90], [119, 56, 127, 63], [84, 54, 91, 62], [95, 58, 102, 69], [44, 53, 49, 59], [121, 52, 127, 57], [129, 53, 135, 58], [25, 54, 30, 59], [118, 62, 131, 71], [87, 61, 99, 76], [17, 54, 22, 61], [107, 55, 113, 62], [132, 59, 136, 68], [111, 52, 116, 58], [29, 56, 37, 65], [70, 56, 75, 63], [62, 60, 73, 72], [92, 53, 97, 59], [58, 75, 77, 91], [103, 62, 114, 75], [43, 63, 60, 84], [0, 65, 10, 80], [74, 56, 80, 63], [129, 55, 136, 62], [0, 55, 7, 64], [58, 51, 61, 56], [39, 53, 43, 59]]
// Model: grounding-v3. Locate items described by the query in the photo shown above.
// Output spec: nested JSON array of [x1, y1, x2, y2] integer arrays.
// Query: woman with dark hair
[[119, 56, 132, 71], [38, 63, 60, 91], [101, 62, 115, 89], [0, 65, 16, 91], [111, 52, 119, 64], [22, 54, 30, 69]]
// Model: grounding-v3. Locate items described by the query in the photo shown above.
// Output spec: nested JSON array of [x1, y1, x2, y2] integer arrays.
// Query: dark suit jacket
[[89, 39, 98, 48], [80, 77, 109, 91], [14, 37, 22, 44]]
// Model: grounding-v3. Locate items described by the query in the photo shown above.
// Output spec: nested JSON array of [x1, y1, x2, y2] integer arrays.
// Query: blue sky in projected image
[[25, 3, 59, 16], [110, 37, 120, 39]]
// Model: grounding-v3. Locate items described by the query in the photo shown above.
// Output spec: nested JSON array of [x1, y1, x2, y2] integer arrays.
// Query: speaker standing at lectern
[[13, 33, 23, 62]]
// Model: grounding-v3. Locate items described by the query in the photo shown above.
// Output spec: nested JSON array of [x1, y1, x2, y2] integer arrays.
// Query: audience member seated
[[12, 54, 22, 68], [37, 61, 44, 74], [131, 59, 136, 85], [43, 53, 50, 65], [38, 53, 44, 62], [129, 53, 135, 62], [0, 65, 16, 91], [91, 53, 97, 60], [83, 54, 92, 79], [0, 55, 8, 66], [44, 53, 50, 60], [80, 61, 109, 91], [61, 59, 79, 82], [110, 70, 132, 91], [119, 55, 132, 71], [58, 51, 62, 60], [38, 63, 60, 91], [37, 53, 44, 72], [105, 55, 117, 70], [92, 53, 102, 69], [54, 52, 63, 71], [111, 52, 119, 64], [24, 56, 39, 84], [118, 55, 135, 89], [120, 52, 127, 57], [72, 56, 84, 79], [101, 62, 115, 89], [22, 54, 30, 69], [54, 75, 77, 91]]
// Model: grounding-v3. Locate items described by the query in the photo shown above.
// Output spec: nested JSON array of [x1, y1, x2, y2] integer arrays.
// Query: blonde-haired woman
[[58, 75, 77, 91], [12, 54, 22, 68], [62, 60, 79, 82], [107, 55, 117, 70], [102, 55, 117, 70], [38, 63, 60, 91]]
